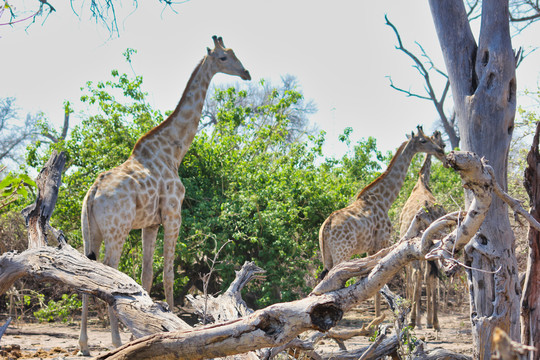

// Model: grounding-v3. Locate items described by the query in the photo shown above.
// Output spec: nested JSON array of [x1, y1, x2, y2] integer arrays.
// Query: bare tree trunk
[[428, 1, 520, 358], [20, 150, 66, 249], [522, 122, 540, 359], [4, 149, 529, 359]]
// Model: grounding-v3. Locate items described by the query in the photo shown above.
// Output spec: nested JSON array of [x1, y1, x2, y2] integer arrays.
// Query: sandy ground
[[0, 302, 473, 359]]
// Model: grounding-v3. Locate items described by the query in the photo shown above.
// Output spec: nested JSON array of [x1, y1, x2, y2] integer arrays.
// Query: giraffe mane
[[131, 58, 205, 153], [355, 140, 408, 200]]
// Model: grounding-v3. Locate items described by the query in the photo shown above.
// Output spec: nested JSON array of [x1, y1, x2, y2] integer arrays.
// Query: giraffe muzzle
[[241, 70, 251, 81]]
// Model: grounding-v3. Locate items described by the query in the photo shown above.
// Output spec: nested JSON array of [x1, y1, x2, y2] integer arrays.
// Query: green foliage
[[26, 67, 162, 246], [25, 57, 461, 308], [175, 87, 385, 305], [34, 294, 82, 323], [0, 167, 36, 214]]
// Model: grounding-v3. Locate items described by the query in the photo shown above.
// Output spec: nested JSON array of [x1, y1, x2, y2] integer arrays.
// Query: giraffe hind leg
[[141, 225, 160, 293]]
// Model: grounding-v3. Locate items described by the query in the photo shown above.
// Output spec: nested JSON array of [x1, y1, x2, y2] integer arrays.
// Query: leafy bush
[[34, 294, 82, 323], [25, 61, 460, 308]]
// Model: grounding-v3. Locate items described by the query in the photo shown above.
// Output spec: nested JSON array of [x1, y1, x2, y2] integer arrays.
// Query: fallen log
[[3, 150, 534, 359], [0, 242, 191, 336]]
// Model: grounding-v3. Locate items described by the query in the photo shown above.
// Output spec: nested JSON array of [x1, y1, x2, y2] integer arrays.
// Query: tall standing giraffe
[[78, 36, 251, 355], [399, 149, 446, 331], [318, 127, 446, 316]]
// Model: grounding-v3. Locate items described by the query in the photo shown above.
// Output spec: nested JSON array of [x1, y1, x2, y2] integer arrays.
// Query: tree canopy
[[20, 62, 461, 307]]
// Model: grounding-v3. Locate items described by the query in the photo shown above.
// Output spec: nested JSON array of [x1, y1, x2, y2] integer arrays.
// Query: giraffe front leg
[[141, 225, 160, 293], [162, 224, 180, 310], [78, 294, 90, 356], [410, 261, 423, 329]]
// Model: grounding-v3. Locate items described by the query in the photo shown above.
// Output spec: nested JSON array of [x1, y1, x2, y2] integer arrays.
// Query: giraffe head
[[207, 35, 251, 81], [407, 126, 447, 165]]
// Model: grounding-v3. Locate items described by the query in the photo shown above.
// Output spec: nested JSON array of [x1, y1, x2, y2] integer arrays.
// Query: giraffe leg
[[410, 261, 423, 329], [103, 249, 123, 348], [162, 224, 181, 309], [374, 292, 381, 317], [433, 277, 440, 331], [141, 225, 160, 293], [78, 294, 90, 356], [426, 267, 433, 329], [426, 262, 440, 330]]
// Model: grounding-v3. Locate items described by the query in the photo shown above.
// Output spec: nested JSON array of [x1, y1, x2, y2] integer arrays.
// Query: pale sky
[[1, 1, 539, 157]]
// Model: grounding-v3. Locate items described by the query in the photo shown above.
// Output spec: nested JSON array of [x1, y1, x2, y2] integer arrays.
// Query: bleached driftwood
[[3, 150, 535, 359], [0, 244, 191, 336], [1, 151, 191, 337]]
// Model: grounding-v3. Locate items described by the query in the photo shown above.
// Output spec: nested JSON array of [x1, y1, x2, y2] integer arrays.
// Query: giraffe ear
[[207, 47, 212, 55]]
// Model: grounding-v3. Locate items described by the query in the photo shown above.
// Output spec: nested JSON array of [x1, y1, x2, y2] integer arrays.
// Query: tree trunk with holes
[[429, 1, 520, 359], [522, 122, 540, 358]]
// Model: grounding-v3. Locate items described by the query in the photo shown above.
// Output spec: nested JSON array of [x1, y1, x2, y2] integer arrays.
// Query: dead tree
[[522, 121, 540, 358], [429, 2, 520, 357], [2, 150, 537, 359]]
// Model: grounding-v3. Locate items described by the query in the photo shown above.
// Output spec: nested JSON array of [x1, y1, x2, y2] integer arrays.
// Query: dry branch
[[0, 244, 191, 336], [20, 150, 65, 248], [492, 327, 536, 360], [3, 149, 529, 359]]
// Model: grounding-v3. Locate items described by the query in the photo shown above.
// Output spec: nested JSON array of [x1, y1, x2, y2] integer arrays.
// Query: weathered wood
[[186, 261, 265, 324], [429, 1, 520, 357], [5, 150, 532, 359], [0, 244, 191, 336], [20, 150, 66, 248], [522, 121, 540, 358], [492, 327, 536, 360]]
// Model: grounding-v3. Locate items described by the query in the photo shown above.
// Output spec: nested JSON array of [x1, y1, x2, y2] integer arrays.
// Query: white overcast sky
[[1, 1, 539, 156]]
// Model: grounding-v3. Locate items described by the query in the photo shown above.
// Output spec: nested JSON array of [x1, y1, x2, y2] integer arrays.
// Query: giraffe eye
[[219, 56, 227, 61]]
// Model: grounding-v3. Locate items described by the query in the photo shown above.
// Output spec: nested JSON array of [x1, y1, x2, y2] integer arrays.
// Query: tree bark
[[3, 150, 524, 359], [428, 1, 520, 358], [20, 150, 66, 249], [0, 244, 191, 336], [522, 121, 540, 359]]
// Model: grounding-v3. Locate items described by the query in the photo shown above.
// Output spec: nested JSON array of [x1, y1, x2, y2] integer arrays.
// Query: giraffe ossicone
[[77, 35, 251, 356]]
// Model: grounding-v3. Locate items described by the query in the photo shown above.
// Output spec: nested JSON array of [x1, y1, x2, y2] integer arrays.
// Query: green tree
[[26, 66, 394, 306]]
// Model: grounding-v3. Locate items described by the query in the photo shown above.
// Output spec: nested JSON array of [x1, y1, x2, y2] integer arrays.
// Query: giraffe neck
[[131, 56, 214, 169], [418, 154, 432, 188], [357, 140, 419, 211]]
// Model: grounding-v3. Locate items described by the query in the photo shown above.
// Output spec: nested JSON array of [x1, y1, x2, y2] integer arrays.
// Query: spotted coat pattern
[[78, 36, 251, 355]]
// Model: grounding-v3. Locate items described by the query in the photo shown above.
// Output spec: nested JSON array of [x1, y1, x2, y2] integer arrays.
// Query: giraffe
[[399, 150, 445, 331], [77, 36, 251, 355], [318, 127, 446, 317]]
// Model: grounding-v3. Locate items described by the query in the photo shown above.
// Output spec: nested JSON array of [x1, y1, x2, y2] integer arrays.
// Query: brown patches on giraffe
[[318, 127, 446, 317], [78, 36, 250, 356], [399, 145, 446, 331]]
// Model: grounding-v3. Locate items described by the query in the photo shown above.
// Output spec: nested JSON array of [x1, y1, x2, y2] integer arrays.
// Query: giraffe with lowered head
[[399, 147, 446, 331], [78, 36, 251, 355], [318, 127, 446, 316]]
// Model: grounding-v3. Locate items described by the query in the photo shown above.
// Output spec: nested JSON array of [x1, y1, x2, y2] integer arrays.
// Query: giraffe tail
[[81, 183, 102, 261], [318, 217, 333, 281]]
